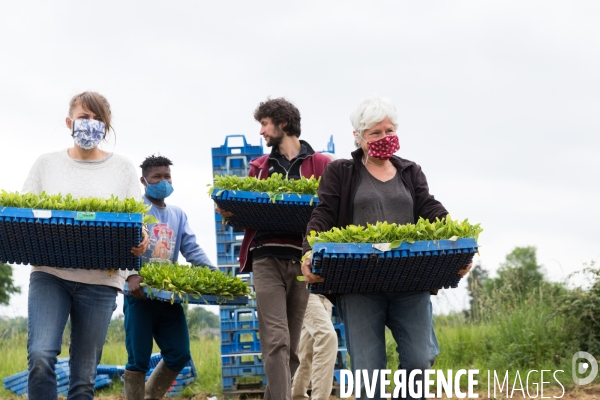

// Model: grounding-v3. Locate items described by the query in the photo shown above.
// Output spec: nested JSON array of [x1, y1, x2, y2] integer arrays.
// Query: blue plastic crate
[[211, 135, 263, 158], [220, 308, 259, 331], [217, 242, 242, 265], [148, 353, 197, 378], [123, 283, 248, 306], [222, 375, 267, 391], [5, 369, 112, 395], [334, 323, 346, 347], [320, 135, 335, 154], [217, 228, 245, 244], [2, 370, 27, 387], [96, 364, 126, 378], [211, 135, 263, 177], [4, 363, 70, 393], [221, 329, 260, 344], [220, 317, 259, 331], [309, 238, 478, 294], [214, 220, 228, 233], [94, 376, 113, 389], [169, 377, 196, 390], [218, 264, 245, 277], [218, 254, 240, 265], [222, 364, 265, 378], [220, 297, 256, 309], [221, 354, 263, 367], [333, 369, 341, 385], [217, 265, 236, 275], [0, 207, 143, 270], [221, 331, 261, 355], [336, 349, 349, 370], [331, 305, 343, 325], [211, 190, 319, 233]]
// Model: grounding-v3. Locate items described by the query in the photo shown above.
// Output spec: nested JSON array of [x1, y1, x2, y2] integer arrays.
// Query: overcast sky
[[1, 1, 599, 318]]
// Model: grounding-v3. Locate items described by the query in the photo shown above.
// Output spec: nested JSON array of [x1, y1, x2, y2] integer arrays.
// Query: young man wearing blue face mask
[[123, 155, 217, 400]]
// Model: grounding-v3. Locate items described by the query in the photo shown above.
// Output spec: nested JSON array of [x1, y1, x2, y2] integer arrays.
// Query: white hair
[[350, 95, 399, 146]]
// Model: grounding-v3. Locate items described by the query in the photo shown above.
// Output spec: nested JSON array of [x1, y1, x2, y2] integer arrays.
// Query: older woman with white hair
[[301, 95, 471, 400]]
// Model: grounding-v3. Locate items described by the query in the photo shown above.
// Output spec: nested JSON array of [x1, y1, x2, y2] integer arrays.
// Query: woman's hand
[[127, 275, 147, 299], [131, 234, 149, 256], [301, 252, 324, 284], [457, 263, 473, 276], [215, 206, 234, 218]]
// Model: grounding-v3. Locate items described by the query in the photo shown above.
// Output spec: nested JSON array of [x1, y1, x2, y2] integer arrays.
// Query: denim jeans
[[123, 295, 191, 373], [338, 291, 439, 400], [27, 271, 117, 400]]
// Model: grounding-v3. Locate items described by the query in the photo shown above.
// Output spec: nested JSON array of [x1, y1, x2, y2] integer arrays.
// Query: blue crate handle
[[226, 155, 248, 175], [311, 238, 478, 256], [223, 135, 248, 149], [212, 189, 319, 206], [0, 207, 143, 223]]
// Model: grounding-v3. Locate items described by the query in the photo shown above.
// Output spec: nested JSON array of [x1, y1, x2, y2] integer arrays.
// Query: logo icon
[[572, 351, 598, 385]]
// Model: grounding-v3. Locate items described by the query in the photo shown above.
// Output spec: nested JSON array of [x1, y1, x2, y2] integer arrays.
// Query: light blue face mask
[[144, 178, 174, 200], [71, 119, 106, 150]]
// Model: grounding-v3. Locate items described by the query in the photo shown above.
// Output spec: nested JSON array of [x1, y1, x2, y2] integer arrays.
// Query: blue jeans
[[338, 291, 439, 400], [27, 271, 117, 400], [123, 295, 191, 373]]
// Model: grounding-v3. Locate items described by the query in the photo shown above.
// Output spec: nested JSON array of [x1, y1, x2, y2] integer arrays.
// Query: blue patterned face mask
[[144, 178, 174, 200], [71, 119, 106, 150]]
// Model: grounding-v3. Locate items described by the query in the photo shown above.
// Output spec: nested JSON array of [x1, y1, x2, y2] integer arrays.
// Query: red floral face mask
[[366, 134, 400, 160]]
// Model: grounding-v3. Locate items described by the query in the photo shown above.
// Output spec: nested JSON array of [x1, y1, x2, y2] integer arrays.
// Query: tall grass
[[2, 273, 599, 397], [0, 336, 222, 398], [382, 282, 592, 391]]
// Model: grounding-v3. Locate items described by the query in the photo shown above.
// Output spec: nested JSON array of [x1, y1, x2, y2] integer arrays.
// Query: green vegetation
[[140, 262, 251, 303], [0, 263, 20, 306], [209, 173, 320, 197], [307, 216, 483, 247], [0, 190, 150, 214], [425, 247, 598, 390]]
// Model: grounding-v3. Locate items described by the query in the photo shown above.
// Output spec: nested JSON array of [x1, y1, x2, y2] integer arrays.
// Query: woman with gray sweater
[[22, 92, 149, 400]]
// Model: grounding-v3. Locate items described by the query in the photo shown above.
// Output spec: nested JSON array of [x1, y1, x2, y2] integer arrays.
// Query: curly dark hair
[[254, 98, 301, 137], [140, 155, 173, 177]]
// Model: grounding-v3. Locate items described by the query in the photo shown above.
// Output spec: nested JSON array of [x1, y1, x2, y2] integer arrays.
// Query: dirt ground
[[77, 383, 600, 400]]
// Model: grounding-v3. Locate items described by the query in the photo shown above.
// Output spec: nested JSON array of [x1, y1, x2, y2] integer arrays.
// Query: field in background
[[1, 249, 600, 398]]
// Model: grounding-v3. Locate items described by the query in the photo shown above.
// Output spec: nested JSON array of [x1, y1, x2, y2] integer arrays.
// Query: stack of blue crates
[[212, 134, 343, 398], [212, 135, 265, 396], [331, 305, 349, 391], [220, 307, 265, 392], [212, 135, 262, 268]]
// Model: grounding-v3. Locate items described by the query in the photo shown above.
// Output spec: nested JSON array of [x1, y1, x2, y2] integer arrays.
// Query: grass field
[[2, 259, 599, 399], [0, 335, 223, 399], [1, 311, 595, 400]]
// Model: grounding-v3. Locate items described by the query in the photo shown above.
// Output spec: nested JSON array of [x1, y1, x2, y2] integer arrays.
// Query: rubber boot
[[124, 370, 146, 400], [145, 360, 180, 400]]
